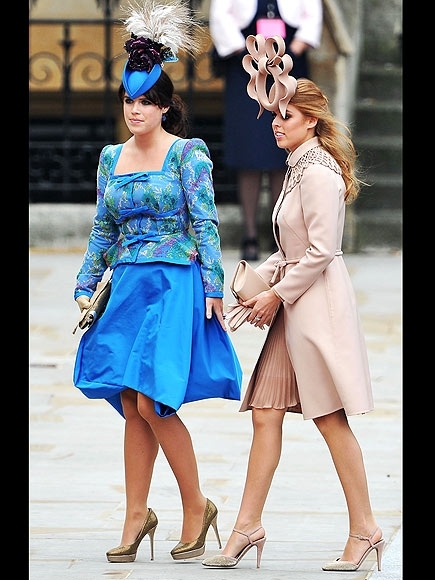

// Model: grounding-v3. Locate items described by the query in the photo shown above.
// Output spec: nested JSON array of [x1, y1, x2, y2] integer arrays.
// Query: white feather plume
[[122, 0, 203, 57]]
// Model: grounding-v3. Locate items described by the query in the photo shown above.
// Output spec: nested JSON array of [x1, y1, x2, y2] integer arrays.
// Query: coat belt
[[270, 250, 343, 283]]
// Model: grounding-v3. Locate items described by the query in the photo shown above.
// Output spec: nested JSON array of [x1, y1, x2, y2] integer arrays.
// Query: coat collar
[[286, 136, 320, 167]]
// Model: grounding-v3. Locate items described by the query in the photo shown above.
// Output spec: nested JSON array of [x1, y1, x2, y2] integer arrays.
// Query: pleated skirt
[[239, 305, 302, 413], [73, 261, 242, 418]]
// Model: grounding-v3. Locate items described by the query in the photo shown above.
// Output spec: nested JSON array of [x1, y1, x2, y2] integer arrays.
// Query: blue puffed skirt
[[73, 260, 242, 418]]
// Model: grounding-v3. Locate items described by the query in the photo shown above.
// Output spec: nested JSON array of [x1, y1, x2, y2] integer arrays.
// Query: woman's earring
[[162, 114, 167, 121]]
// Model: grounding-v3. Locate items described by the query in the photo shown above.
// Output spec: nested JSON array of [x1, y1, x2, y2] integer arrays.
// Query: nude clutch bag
[[230, 260, 270, 302], [227, 260, 271, 331]]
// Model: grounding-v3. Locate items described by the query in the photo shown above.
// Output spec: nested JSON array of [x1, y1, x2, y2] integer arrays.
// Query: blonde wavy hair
[[290, 78, 363, 204]]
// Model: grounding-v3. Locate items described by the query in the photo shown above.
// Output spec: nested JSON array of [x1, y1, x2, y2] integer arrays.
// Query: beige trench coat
[[254, 137, 373, 419]]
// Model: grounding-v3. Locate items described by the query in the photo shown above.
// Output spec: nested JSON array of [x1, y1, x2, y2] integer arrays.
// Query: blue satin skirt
[[73, 261, 242, 418]]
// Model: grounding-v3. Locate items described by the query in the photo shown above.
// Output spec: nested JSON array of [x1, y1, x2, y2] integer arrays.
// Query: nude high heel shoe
[[170, 498, 221, 560], [322, 527, 385, 571], [202, 527, 266, 569], [106, 508, 158, 563]]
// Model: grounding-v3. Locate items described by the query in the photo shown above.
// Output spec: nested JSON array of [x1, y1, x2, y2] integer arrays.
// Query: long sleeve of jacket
[[74, 149, 119, 299]]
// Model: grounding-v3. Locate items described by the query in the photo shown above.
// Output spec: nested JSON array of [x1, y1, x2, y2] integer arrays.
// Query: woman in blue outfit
[[72, 0, 241, 565]]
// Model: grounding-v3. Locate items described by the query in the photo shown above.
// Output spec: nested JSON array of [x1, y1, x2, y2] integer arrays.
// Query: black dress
[[221, 0, 310, 170]]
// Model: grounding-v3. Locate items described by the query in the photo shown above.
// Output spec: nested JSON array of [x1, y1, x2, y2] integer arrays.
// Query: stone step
[[353, 209, 402, 252], [355, 176, 402, 210], [352, 60, 402, 223], [354, 100, 402, 136], [355, 135, 402, 175], [358, 62, 403, 101]]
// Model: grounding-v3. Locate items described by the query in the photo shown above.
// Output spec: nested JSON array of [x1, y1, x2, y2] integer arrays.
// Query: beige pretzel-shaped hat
[[242, 34, 297, 118]]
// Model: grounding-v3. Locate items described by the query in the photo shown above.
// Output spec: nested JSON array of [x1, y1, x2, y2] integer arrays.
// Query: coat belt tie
[[270, 250, 343, 284]]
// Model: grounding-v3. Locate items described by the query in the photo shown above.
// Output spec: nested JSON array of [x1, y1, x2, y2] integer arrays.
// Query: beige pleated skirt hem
[[239, 306, 302, 414]]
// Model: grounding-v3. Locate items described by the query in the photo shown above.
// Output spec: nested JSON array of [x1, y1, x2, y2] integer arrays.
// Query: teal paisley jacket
[[74, 138, 225, 299]]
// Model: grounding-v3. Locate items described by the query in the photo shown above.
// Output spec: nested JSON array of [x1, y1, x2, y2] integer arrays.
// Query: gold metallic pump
[[170, 498, 221, 560], [202, 526, 266, 569], [322, 527, 385, 572], [106, 508, 158, 563]]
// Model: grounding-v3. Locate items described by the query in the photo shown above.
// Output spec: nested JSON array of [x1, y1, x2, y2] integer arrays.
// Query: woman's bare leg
[[118, 389, 159, 545], [220, 407, 286, 556], [313, 409, 382, 563], [137, 393, 207, 542]]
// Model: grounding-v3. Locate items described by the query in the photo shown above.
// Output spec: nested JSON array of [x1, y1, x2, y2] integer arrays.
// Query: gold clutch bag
[[72, 277, 112, 334]]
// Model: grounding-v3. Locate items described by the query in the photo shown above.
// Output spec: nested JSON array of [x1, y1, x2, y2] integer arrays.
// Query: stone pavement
[[29, 247, 402, 580]]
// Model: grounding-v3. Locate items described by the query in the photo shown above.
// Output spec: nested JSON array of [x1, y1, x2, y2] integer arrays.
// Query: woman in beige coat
[[203, 35, 384, 572]]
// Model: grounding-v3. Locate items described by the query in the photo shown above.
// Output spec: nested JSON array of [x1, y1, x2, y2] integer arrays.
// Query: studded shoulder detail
[[286, 146, 341, 194]]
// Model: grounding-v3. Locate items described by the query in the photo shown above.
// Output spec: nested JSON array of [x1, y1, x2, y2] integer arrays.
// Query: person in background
[[202, 34, 384, 571], [209, 0, 322, 260], [72, 0, 241, 564]]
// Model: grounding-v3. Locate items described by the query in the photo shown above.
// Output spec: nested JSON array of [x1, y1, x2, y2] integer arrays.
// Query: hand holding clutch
[[72, 277, 112, 334], [76, 295, 91, 312], [226, 303, 266, 331], [227, 260, 272, 332]]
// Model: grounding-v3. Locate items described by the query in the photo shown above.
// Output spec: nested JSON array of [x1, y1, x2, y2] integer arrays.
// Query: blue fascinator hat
[[122, 62, 162, 99], [122, 35, 177, 99], [120, 0, 203, 99]]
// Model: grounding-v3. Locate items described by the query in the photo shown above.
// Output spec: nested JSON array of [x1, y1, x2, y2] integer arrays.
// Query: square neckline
[[111, 138, 186, 177]]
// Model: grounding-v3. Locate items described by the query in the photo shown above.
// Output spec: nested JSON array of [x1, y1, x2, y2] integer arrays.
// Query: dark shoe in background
[[241, 238, 259, 261]]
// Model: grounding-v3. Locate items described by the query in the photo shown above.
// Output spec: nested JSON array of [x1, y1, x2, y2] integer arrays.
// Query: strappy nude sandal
[[202, 527, 266, 569], [322, 527, 385, 571]]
